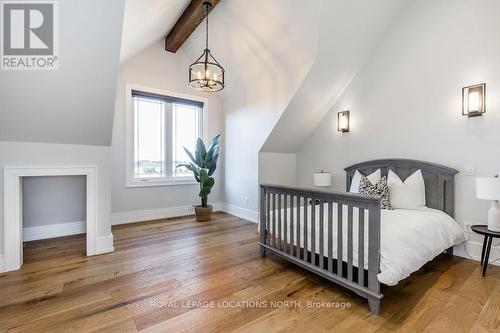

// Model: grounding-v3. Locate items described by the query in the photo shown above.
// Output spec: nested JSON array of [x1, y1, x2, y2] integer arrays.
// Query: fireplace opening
[[21, 175, 87, 259]]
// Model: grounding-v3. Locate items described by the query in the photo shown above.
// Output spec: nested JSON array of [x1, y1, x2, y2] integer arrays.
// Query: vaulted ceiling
[[0, 0, 413, 149], [120, 0, 190, 64], [121, 0, 413, 153], [121, 0, 320, 95]]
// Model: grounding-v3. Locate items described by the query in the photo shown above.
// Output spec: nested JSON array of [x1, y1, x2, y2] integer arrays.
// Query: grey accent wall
[[22, 176, 86, 227]]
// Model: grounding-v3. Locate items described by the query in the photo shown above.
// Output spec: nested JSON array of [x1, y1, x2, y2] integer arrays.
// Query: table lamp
[[476, 176, 500, 232], [313, 170, 331, 187]]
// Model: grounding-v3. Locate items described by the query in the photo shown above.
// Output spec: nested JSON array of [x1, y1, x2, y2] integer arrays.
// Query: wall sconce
[[462, 83, 486, 117], [337, 111, 350, 132]]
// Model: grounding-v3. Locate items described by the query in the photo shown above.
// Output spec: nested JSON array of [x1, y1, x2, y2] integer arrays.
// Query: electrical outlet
[[464, 164, 475, 176]]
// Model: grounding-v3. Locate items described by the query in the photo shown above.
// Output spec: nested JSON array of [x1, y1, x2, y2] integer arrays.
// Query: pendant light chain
[[205, 5, 209, 51]]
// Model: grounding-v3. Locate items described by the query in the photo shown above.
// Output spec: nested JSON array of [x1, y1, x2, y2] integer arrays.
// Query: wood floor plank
[[0, 213, 499, 333]]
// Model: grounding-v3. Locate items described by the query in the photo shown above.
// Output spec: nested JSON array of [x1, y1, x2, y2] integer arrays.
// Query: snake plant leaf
[[208, 156, 218, 176], [189, 162, 200, 175], [203, 151, 213, 168], [206, 134, 221, 154], [183, 147, 197, 165], [178, 163, 200, 181], [198, 169, 215, 197], [195, 138, 206, 165], [199, 168, 209, 180], [176, 134, 221, 207], [199, 178, 214, 197], [176, 163, 194, 171]]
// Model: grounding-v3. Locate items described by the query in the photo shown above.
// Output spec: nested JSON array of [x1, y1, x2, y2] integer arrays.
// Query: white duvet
[[265, 206, 466, 286]]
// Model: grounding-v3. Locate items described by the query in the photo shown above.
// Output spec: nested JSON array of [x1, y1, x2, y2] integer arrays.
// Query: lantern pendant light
[[188, 2, 225, 92]]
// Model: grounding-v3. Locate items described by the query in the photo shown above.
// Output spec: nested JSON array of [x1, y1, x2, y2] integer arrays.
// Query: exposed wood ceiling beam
[[165, 0, 220, 53]]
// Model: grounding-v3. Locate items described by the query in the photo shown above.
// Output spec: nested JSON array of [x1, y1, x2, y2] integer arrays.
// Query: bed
[[259, 159, 466, 314]]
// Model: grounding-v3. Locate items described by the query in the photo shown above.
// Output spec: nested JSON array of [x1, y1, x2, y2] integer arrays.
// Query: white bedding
[[265, 206, 466, 286]]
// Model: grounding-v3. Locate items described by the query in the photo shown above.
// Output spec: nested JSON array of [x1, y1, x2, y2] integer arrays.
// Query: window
[[126, 87, 205, 187]]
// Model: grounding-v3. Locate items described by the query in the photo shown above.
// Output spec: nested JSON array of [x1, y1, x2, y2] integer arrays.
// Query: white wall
[[22, 176, 86, 227], [223, 68, 310, 214], [262, 0, 412, 153], [111, 42, 223, 215], [296, 0, 500, 256], [259, 153, 297, 186], [0, 142, 112, 255]]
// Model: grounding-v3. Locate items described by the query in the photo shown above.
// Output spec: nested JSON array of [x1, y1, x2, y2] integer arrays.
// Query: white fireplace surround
[[3, 166, 111, 272]]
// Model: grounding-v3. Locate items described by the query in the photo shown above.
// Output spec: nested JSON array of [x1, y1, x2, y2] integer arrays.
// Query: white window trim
[[125, 83, 209, 188]]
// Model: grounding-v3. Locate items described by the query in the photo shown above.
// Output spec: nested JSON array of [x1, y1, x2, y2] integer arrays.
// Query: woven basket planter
[[194, 205, 213, 222]]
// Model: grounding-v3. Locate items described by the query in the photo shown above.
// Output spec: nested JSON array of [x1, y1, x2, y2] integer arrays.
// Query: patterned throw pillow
[[358, 175, 391, 210]]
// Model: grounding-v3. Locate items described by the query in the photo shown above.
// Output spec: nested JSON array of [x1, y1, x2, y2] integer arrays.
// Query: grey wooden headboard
[[344, 159, 458, 217]]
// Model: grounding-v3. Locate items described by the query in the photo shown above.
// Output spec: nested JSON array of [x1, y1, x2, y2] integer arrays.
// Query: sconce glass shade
[[189, 49, 225, 92], [462, 83, 485, 117], [337, 111, 350, 133]]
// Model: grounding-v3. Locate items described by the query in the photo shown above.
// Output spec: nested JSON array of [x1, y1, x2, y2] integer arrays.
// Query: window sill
[[126, 178, 198, 188]]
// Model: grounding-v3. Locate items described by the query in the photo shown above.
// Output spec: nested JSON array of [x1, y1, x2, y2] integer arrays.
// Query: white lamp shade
[[476, 177, 500, 200], [314, 172, 331, 187]]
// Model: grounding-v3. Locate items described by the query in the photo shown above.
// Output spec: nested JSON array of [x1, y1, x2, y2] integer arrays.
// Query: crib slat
[[347, 205, 354, 281], [296, 196, 301, 259], [288, 195, 295, 256], [328, 202, 333, 273], [319, 201, 324, 269], [272, 193, 276, 248], [368, 205, 381, 292], [337, 204, 343, 276], [278, 194, 282, 250], [260, 187, 266, 251], [284, 194, 288, 253], [311, 199, 316, 266], [266, 192, 270, 245], [358, 208, 365, 287], [304, 197, 308, 262]]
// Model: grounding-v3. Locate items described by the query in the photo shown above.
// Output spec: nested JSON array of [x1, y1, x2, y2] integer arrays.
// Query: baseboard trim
[[221, 203, 258, 223], [23, 221, 86, 242], [0, 254, 5, 273], [112, 203, 257, 225], [95, 234, 114, 255], [454, 240, 500, 267], [112, 203, 224, 225]]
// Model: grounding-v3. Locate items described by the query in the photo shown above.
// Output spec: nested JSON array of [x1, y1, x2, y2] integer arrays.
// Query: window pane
[[134, 98, 165, 178], [172, 103, 201, 177]]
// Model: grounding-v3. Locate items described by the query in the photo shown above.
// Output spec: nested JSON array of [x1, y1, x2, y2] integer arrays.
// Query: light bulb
[[468, 91, 480, 112]]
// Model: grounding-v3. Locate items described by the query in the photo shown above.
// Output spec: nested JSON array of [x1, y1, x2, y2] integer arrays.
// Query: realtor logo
[[1, 1, 59, 70]]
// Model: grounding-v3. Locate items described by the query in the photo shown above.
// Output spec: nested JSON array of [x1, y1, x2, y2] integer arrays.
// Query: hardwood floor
[[0, 212, 499, 332]]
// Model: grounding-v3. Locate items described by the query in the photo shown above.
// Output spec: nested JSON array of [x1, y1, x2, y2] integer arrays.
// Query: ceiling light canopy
[[189, 2, 224, 92]]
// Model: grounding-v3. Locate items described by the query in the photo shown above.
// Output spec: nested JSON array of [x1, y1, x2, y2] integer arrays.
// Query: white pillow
[[349, 169, 381, 193], [387, 169, 426, 209]]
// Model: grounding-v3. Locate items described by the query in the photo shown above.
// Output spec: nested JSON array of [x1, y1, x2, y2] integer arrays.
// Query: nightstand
[[470, 225, 500, 276]]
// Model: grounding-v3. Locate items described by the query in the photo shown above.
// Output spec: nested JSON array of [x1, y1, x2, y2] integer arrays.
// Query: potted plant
[[177, 134, 220, 221]]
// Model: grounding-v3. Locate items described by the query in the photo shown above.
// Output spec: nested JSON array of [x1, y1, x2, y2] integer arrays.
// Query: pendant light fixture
[[188, 2, 224, 92]]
